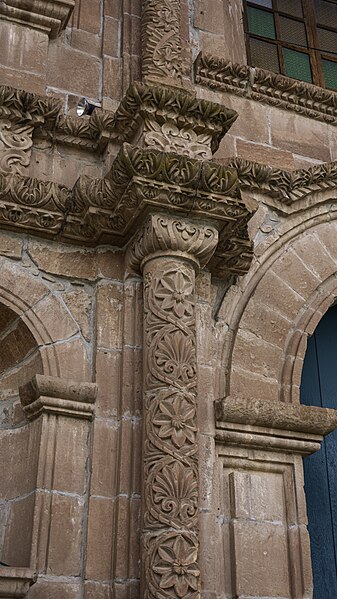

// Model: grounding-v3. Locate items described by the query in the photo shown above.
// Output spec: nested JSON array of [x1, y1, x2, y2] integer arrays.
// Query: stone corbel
[[0, 567, 36, 598], [0, 0, 75, 39]]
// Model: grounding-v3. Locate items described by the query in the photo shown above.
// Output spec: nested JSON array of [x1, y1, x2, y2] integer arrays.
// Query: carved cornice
[[112, 82, 238, 157], [195, 52, 337, 125], [19, 374, 97, 420], [0, 85, 62, 127], [215, 396, 337, 455], [141, 0, 182, 82], [0, 567, 36, 598], [0, 0, 75, 39], [0, 145, 254, 276], [229, 157, 337, 206]]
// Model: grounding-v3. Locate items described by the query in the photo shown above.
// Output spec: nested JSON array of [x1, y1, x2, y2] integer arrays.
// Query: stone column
[[127, 214, 218, 599]]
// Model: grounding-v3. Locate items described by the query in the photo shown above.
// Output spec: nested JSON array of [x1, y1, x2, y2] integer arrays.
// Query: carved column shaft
[[141, 0, 182, 82], [128, 215, 218, 598]]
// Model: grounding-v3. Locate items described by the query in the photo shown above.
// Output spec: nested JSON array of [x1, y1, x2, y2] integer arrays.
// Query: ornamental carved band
[[142, 0, 182, 80], [128, 216, 218, 599]]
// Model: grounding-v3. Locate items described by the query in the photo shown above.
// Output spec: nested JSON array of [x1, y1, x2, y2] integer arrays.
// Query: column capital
[[0, 0, 74, 39], [126, 213, 219, 273], [0, 567, 36, 598], [19, 374, 97, 421]]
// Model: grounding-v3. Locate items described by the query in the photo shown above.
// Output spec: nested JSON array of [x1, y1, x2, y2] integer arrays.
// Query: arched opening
[[0, 301, 43, 567], [301, 303, 337, 597]]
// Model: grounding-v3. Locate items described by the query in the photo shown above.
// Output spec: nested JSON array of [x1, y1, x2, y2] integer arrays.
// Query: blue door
[[301, 304, 337, 598]]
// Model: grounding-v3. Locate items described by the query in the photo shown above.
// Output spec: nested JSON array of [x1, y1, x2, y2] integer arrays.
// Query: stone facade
[[1, 1, 337, 598]]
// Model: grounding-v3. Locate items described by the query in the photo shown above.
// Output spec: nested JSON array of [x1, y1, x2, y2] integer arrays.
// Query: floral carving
[[145, 532, 200, 598], [142, 0, 182, 80], [153, 535, 199, 597], [139, 255, 201, 597], [153, 394, 196, 448], [155, 269, 194, 318]]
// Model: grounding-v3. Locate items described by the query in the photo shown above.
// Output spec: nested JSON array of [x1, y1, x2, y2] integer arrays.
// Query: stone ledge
[[0, 567, 36, 598], [215, 396, 337, 455], [195, 52, 337, 126], [0, 0, 75, 39], [19, 374, 97, 420]]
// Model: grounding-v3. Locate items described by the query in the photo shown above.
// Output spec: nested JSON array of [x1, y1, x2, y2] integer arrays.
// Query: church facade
[[1, 1, 337, 597]]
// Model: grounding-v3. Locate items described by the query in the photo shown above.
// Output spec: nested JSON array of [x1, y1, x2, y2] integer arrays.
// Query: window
[[243, 0, 337, 90]]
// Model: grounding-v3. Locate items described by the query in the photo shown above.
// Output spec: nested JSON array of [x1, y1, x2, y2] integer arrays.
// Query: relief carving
[[142, 258, 200, 598], [142, 0, 182, 81], [195, 52, 337, 126], [128, 216, 219, 598]]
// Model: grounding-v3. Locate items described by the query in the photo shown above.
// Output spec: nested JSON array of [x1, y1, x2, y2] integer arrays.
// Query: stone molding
[[215, 396, 337, 455], [0, 0, 75, 39], [195, 52, 337, 126], [0, 567, 36, 598], [229, 157, 337, 207], [19, 374, 97, 420], [141, 0, 182, 83]]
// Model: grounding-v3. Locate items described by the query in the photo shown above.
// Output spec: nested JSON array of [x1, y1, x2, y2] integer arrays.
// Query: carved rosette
[[128, 215, 218, 599], [142, 0, 182, 81]]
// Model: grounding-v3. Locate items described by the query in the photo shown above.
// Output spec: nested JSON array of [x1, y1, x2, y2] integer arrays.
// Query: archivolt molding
[[195, 52, 337, 126], [219, 211, 337, 402]]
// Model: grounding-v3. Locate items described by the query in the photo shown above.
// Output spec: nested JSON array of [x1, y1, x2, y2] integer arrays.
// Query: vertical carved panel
[[142, 258, 200, 598], [0, 120, 33, 174], [141, 0, 182, 81]]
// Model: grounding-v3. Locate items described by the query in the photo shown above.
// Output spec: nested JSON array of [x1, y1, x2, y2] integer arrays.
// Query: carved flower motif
[[156, 270, 194, 318], [153, 535, 199, 598], [156, 330, 195, 383], [153, 394, 196, 448], [153, 461, 198, 523]]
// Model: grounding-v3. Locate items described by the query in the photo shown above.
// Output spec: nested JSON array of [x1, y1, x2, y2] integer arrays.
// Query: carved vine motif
[[142, 0, 182, 80], [143, 120, 213, 159], [142, 259, 200, 598]]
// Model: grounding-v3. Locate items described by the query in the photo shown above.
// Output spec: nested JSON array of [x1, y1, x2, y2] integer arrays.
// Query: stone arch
[[221, 207, 337, 403]]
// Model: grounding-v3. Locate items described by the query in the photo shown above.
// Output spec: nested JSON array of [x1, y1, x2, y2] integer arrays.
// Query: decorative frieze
[[195, 52, 337, 126], [0, 0, 75, 39], [141, 0, 182, 82]]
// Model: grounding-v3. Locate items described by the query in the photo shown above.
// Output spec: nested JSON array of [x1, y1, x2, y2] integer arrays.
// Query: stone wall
[[1, 1, 337, 598]]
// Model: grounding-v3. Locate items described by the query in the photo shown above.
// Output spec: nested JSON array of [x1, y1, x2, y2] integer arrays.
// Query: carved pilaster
[[141, 0, 182, 83], [127, 215, 218, 599]]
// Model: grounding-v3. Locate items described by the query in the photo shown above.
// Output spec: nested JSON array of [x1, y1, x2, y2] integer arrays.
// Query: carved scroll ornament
[[142, 0, 182, 81], [128, 215, 218, 599]]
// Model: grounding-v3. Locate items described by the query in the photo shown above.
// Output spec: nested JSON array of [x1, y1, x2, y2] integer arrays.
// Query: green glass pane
[[283, 48, 312, 82], [250, 38, 280, 72], [323, 59, 337, 90], [247, 7, 276, 39], [250, 0, 273, 7], [277, 0, 303, 18]]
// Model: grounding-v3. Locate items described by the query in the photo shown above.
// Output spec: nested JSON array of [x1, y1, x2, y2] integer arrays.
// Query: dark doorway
[[301, 303, 337, 598]]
